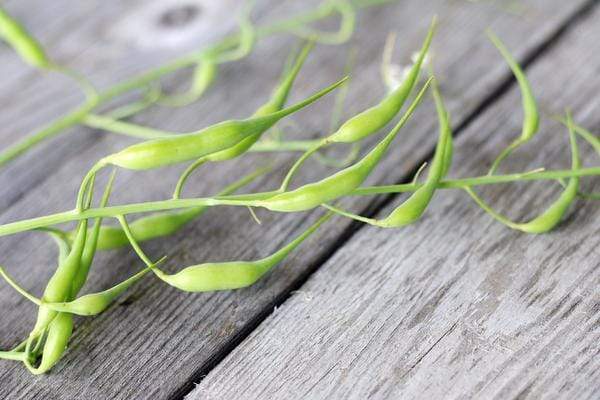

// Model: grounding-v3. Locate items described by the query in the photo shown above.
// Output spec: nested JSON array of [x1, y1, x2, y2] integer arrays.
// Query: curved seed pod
[[152, 212, 331, 292], [40, 270, 150, 316], [278, 17, 436, 190], [326, 16, 436, 144], [172, 42, 315, 198], [487, 30, 539, 175], [41, 256, 166, 316], [254, 78, 432, 212], [0, 224, 165, 317], [20, 175, 97, 372], [26, 313, 72, 375], [0, 8, 50, 69], [34, 210, 166, 316], [466, 113, 580, 234], [324, 78, 453, 227], [99, 77, 347, 171], [252, 41, 315, 117], [30, 177, 95, 335], [0, 227, 71, 365], [70, 172, 115, 295]]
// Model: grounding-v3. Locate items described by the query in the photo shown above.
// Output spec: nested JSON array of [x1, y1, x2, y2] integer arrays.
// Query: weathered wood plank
[[191, 5, 600, 399], [0, 0, 272, 211], [0, 0, 594, 399]]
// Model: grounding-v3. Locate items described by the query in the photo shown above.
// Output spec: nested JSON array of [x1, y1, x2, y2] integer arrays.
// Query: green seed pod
[[42, 267, 153, 316], [255, 78, 432, 212], [0, 8, 50, 69], [172, 42, 315, 198], [152, 212, 331, 292], [101, 77, 347, 171], [325, 78, 453, 227], [467, 113, 580, 234], [27, 313, 73, 375], [487, 30, 539, 175], [326, 16, 436, 144]]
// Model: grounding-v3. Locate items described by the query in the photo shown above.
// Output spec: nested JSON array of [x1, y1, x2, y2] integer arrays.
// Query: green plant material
[[0, 0, 382, 169], [213, 1, 257, 63], [70, 171, 116, 294], [172, 41, 315, 198], [466, 112, 580, 233], [157, 56, 218, 108], [21, 176, 95, 373], [156, 1, 256, 108], [553, 117, 600, 199], [18, 174, 112, 373], [312, 46, 361, 169], [74, 76, 346, 212], [0, 7, 50, 69], [70, 165, 271, 250], [151, 212, 332, 292], [252, 78, 432, 212], [28, 312, 72, 374], [0, 350, 26, 361], [0, 212, 329, 309], [282, 0, 357, 45], [0, 226, 71, 362], [106, 84, 162, 120], [324, 78, 453, 227], [556, 118, 600, 156], [487, 30, 539, 175], [278, 17, 436, 191], [96, 77, 346, 171], [0, 166, 598, 238], [0, 252, 164, 318], [328, 17, 436, 144]]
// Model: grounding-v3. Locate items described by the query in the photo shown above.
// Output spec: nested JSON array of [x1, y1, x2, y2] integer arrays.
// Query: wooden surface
[[0, 1, 598, 399]]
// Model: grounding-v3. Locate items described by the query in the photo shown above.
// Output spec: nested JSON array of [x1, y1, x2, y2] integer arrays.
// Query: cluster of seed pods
[[0, 2, 598, 375]]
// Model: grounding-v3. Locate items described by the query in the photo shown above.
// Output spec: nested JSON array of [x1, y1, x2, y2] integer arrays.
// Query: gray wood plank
[[0, 0, 272, 211], [190, 5, 600, 400], [0, 0, 594, 399]]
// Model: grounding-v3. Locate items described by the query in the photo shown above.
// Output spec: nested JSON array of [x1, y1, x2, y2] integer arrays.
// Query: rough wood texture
[[0, 0, 596, 399], [191, 4, 600, 399]]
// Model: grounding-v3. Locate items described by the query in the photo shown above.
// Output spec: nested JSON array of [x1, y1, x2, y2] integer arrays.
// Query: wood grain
[[191, 4, 600, 399], [0, 0, 595, 399]]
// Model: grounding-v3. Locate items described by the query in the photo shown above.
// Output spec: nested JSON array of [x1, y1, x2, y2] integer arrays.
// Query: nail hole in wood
[[159, 4, 201, 28]]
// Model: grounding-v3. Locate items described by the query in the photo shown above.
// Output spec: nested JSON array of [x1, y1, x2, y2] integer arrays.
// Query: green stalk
[[352, 167, 600, 195], [0, 167, 596, 236]]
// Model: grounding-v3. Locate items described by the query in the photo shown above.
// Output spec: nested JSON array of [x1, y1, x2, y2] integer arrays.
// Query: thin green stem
[[0, 350, 26, 362], [0, 99, 97, 167], [249, 139, 323, 152], [0, 167, 597, 237], [352, 167, 600, 195], [83, 115, 171, 140]]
